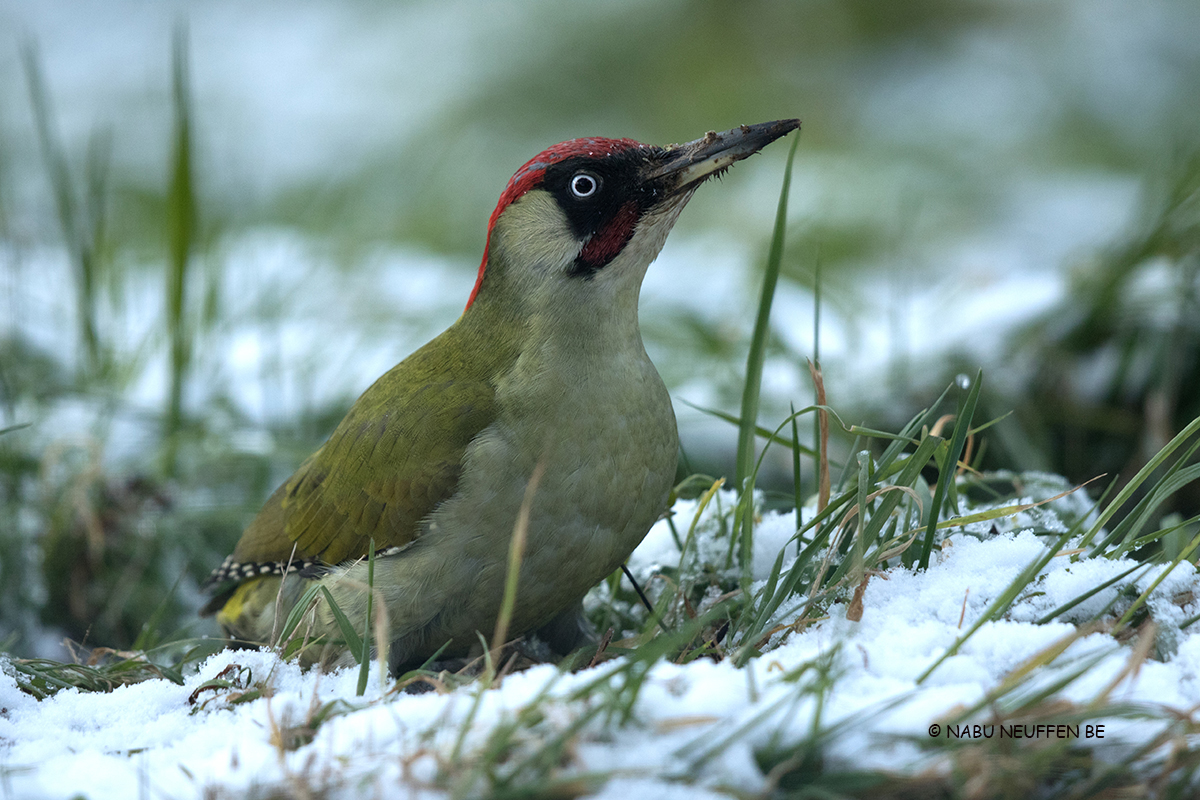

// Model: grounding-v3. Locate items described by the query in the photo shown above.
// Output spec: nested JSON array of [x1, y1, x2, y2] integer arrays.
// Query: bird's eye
[[570, 172, 599, 199]]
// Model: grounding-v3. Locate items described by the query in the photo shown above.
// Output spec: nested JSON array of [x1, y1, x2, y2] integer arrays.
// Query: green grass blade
[[356, 541, 376, 695], [1125, 512, 1200, 553], [917, 370, 982, 570], [162, 25, 198, 476], [732, 133, 800, 584], [791, 402, 803, 528], [812, 253, 822, 487], [735, 131, 800, 489], [870, 384, 952, 483], [1098, 459, 1200, 556], [851, 450, 870, 584], [319, 586, 364, 661], [1079, 413, 1200, 551], [21, 40, 102, 372], [681, 399, 821, 458], [277, 582, 323, 657]]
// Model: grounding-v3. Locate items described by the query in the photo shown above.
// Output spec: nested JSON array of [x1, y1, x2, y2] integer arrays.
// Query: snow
[[5, 483, 1198, 797]]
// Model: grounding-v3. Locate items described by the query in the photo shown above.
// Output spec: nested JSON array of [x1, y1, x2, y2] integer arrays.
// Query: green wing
[[229, 324, 504, 568]]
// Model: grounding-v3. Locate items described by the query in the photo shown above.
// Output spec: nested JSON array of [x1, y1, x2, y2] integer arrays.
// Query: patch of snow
[[5, 480, 1198, 797]]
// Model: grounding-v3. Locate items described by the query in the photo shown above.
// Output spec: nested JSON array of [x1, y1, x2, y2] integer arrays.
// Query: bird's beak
[[648, 119, 801, 197]]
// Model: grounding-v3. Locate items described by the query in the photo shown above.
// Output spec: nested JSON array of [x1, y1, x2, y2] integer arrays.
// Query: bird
[[202, 119, 801, 671]]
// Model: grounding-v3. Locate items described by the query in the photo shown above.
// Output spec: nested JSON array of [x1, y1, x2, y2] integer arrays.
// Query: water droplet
[[956, 373, 971, 390]]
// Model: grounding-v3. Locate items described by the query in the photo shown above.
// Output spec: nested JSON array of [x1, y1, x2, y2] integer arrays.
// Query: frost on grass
[[4, 471, 1200, 799]]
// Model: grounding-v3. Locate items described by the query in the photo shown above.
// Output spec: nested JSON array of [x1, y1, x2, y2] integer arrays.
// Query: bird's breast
[[422, 343, 677, 628]]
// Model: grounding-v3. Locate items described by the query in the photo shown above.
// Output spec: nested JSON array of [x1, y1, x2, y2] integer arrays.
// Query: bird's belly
[[410, 357, 678, 645]]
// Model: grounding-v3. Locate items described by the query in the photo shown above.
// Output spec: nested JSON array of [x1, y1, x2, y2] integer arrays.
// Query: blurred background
[[1, 0, 1197, 658]]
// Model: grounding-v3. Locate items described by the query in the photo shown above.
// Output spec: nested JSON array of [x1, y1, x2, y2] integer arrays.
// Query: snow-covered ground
[[4, 479, 1197, 798]]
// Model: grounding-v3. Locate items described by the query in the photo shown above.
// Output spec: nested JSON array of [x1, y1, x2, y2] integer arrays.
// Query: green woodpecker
[[203, 119, 801, 670]]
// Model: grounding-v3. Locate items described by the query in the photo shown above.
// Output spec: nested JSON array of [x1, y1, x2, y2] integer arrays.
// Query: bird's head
[[464, 119, 800, 322]]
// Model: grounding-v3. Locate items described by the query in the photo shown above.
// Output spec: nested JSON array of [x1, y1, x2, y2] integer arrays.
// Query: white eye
[[570, 172, 599, 198]]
